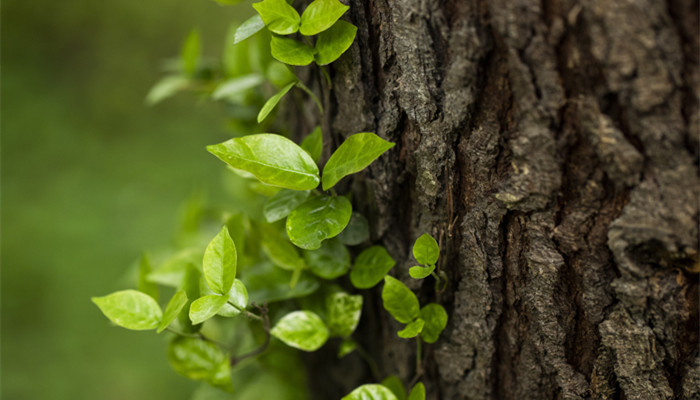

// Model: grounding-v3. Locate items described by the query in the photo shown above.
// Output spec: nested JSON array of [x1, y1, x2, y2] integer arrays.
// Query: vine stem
[[295, 81, 324, 115], [354, 342, 381, 382], [230, 302, 271, 366], [229, 302, 263, 321], [409, 338, 424, 388]]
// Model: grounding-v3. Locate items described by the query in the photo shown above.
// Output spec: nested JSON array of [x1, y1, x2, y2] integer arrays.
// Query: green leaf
[[315, 20, 357, 65], [408, 265, 435, 280], [266, 61, 297, 88], [337, 212, 369, 246], [322, 132, 395, 190], [304, 238, 350, 279], [349, 246, 395, 289], [263, 189, 311, 223], [207, 133, 320, 190], [270, 36, 314, 66], [380, 376, 406, 400], [212, 74, 265, 100], [217, 279, 249, 317], [243, 261, 320, 304], [189, 295, 229, 325], [253, 0, 301, 35], [157, 289, 188, 333], [407, 382, 425, 400], [178, 265, 202, 334], [342, 384, 398, 400], [234, 14, 266, 44], [412, 233, 439, 266], [138, 254, 159, 301], [203, 227, 237, 295], [261, 230, 306, 271], [145, 75, 189, 106], [338, 338, 357, 358], [301, 126, 323, 164], [181, 29, 201, 76], [168, 336, 232, 392], [398, 318, 424, 339], [286, 194, 352, 250], [419, 303, 448, 344], [381, 276, 419, 324], [92, 290, 162, 331], [326, 292, 363, 337], [258, 81, 296, 123], [299, 0, 349, 36], [270, 310, 329, 351], [147, 248, 201, 287]]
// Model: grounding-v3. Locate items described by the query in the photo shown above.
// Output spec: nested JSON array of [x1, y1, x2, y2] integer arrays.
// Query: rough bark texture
[[310, 0, 699, 399]]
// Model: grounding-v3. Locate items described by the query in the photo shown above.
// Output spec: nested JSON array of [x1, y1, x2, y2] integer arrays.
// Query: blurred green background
[[2, 0, 250, 398]]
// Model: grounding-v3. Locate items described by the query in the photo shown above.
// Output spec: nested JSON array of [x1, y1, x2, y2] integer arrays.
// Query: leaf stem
[[228, 302, 263, 321], [319, 65, 332, 89], [165, 327, 230, 350], [230, 303, 271, 365], [295, 81, 324, 115]]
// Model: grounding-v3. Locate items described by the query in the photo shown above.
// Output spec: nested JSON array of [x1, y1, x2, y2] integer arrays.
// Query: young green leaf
[[338, 338, 357, 358], [181, 29, 201, 77], [258, 81, 296, 122], [412, 233, 439, 266], [326, 292, 363, 337], [342, 384, 398, 400], [263, 189, 310, 223], [337, 212, 370, 246], [217, 279, 249, 317], [203, 226, 237, 295], [207, 134, 320, 190], [270, 36, 314, 66], [315, 20, 357, 65], [157, 289, 188, 333], [252, 0, 300, 35], [145, 75, 189, 106], [178, 264, 202, 334], [304, 238, 350, 279], [189, 295, 229, 325], [270, 310, 329, 351], [212, 73, 265, 100], [419, 303, 448, 343], [261, 231, 306, 271], [322, 132, 395, 190], [398, 318, 424, 339], [407, 382, 425, 400], [92, 290, 163, 331], [243, 261, 320, 303], [234, 14, 266, 44], [301, 126, 323, 164], [286, 194, 352, 250], [381, 276, 419, 324], [349, 246, 396, 289], [380, 376, 406, 400], [408, 265, 435, 280], [299, 0, 349, 36], [168, 336, 232, 391], [266, 61, 297, 88], [138, 254, 159, 301]]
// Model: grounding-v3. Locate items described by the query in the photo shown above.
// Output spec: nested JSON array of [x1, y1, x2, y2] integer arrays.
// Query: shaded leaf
[[145, 75, 189, 106], [381, 276, 419, 324], [264, 189, 310, 223], [349, 246, 395, 289], [299, 0, 349, 36], [208, 133, 320, 190], [138, 254, 159, 301], [252, 0, 300, 35], [181, 29, 201, 76], [286, 194, 352, 250], [407, 382, 425, 400], [266, 61, 297, 88], [419, 303, 448, 344], [304, 238, 350, 279], [380, 376, 406, 400], [271, 310, 329, 351], [168, 336, 232, 392], [212, 74, 265, 100], [301, 126, 323, 164], [338, 338, 357, 358], [322, 132, 395, 190], [243, 261, 319, 304], [315, 20, 357, 65], [261, 228, 306, 271], [337, 212, 369, 246], [92, 290, 162, 331]]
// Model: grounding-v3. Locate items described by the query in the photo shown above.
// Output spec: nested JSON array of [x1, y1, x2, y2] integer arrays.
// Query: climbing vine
[[93, 1, 447, 399]]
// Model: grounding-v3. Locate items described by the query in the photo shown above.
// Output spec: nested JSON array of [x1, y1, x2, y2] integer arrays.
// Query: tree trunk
[[315, 0, 699, 399]]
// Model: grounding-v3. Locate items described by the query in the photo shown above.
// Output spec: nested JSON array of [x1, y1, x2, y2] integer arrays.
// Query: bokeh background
[[3, 0, 253, 398]]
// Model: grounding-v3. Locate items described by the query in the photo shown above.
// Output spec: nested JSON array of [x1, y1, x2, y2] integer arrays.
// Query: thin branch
[[230, 303, 271, 366]]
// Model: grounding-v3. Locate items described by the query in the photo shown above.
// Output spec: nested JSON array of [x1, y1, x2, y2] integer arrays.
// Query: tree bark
[[314, 0, 699, 399]]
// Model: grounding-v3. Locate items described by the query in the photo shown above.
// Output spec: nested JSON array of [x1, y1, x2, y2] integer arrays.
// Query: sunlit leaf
[[258, 81, 296, 122], [349, 246, 395, 289], [286, 194, 352, 250], [189, 294, 229, 325], [398, 318, 424, 339], [168, 336, 232, 392], [326, 291, 362, 337], [271, 310, 329, 351], [338, 338, 357, 358], [270, 36, 314, 66], [261, 228, 306, 271], [92, 290, 162, 331], [315, 20, 357, 65], [412, 233, 439, 266], [408, 265, 435, 280], [342, 384, 398, 400], [252, 0, 300, 35], [299, 0, 349, 36], [203, 227, 237, 295], [264, 189, 310, 223], [419, 303, 448, 344], [407, 382, 425, 400], [234, 14, 266, 44], [208, 133, 320, 190], [381, 276, 419, 324], [157, 289, 188, 333], [322, 132, 395, 190], [217, 279, 249, 317]]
